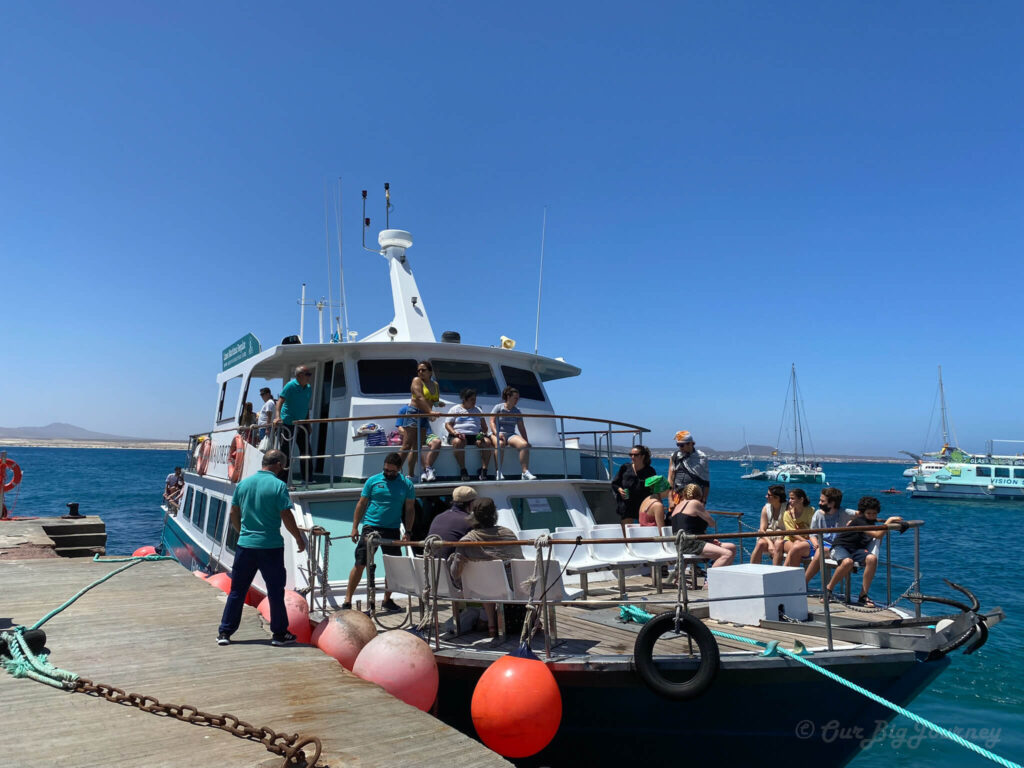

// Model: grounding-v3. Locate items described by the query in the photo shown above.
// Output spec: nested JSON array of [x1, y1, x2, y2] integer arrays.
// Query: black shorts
[[448, 432, 485, 445], [354, 525, 403, 566]]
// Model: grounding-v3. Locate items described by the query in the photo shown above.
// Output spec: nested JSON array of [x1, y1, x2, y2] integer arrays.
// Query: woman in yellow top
[[777, 488, 813, 566], [400, 361, 443, 481]]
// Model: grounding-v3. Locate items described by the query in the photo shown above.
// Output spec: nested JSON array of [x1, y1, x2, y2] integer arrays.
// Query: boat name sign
[[222, 333, 262, 371]]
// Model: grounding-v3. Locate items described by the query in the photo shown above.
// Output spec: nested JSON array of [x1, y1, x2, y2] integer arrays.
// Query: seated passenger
[[637, 475, 670, 529], [446, 388, 493, 481], [804, 487, 853, 584], [668, 483, 735, 567], [779, 488, 813, 566], [825, 496, 903, 606], [163, 467, 184, 511], [448, 497, 523, 637], [427, 485, 477, 559], [489, 386, 535, 480], [750, 484, 787, 564]]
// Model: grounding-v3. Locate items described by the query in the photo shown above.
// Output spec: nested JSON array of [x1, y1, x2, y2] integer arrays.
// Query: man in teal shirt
[[217, 449, 307, 646], [275, 365, 313, 484], [343, 452, 415, 612]]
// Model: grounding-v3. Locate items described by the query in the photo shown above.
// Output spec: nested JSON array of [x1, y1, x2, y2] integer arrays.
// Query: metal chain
[[72, 676, 323, 767]]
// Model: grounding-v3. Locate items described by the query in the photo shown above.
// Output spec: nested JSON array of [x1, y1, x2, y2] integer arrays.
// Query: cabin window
[[357, 359, 418, 394], [332, 361, 347, 396], [1014, 469, 1024, 479], [225, 516, 239, 553], [218, 375, 244, 422], [181, 487, 194, 520], [192, 491, 207, 527], [976, 466, 991, 477], [509, 495, 572, 531], [994, 467, 1010, 478], [500, 366, 545, 402], [583, 489, 620, 525], [431, 360, 499, 396], [206, 497, 226, 539]]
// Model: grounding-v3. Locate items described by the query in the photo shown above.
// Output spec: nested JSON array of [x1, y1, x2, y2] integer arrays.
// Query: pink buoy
[[257, 590, 312, 643], [207, 572, 232, 593], [352, 630, 438, 711], [193, 571, 209, 580], [311, 610, 377, 670], [133, 545, 157, 557], [244, 586, 264, 607]]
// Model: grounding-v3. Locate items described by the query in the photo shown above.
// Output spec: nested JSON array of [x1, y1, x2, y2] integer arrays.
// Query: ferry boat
[[159, 212, 1000, 766], [908, 440, 1024, 500]]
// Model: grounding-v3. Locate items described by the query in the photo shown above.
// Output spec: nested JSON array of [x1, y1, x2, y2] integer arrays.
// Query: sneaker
[[424, 466, 436, 482], [478, 470, 489, 481], [460, 469, 471, 482], [521, 470, 537, 481], [271, 631, 296, 646], [420, 471, 429, 483], [217, 632, 231, 646], [380, 598, 402, 612]]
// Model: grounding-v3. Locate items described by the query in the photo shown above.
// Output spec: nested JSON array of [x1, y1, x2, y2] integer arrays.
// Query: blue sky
[[3, 2, 1023, 455]]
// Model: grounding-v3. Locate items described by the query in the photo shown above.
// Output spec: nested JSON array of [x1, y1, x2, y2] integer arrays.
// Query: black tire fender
[[634, 612, 720, 700]]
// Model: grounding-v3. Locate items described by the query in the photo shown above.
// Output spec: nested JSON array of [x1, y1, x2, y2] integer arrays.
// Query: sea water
[[4, 446, 1022, 766]]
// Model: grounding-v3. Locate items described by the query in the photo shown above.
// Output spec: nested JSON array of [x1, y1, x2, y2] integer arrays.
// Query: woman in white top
[[489, 386, 535, 481], [750, 484, 787, 564], [446, 388, 493, 482]]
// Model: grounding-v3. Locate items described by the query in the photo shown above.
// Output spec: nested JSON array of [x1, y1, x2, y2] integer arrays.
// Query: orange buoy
[[133, 545, 157, 557], [353, 630, 438, 711], [227, 435, 246, 482], [311, 609, 377, 670], [196, 439, 213, 476], [244, 585, 264, 607], [207, 572, 232, 593], [471, 647, 562, 757], [257, 590, 312, 643]]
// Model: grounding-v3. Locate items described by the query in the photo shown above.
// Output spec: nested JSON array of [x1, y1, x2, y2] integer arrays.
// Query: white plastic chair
[[496, 508, 519, 530], [461, 559, 514, 602], [509, 558, 580, 603], [625, 525, 676, 564], [384, 554, 424, 619]]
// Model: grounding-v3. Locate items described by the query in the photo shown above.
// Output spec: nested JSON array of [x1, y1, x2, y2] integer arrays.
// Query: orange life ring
[[1, 459, 22, 492], [196, 440, 213, 476], [227, 435, 246, 482]]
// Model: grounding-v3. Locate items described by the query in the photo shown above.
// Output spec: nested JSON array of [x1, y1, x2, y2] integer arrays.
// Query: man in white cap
[[427, 486, 477, 559], [668, 430, 710, 502]]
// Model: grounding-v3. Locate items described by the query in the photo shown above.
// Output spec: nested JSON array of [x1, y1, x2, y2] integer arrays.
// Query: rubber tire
[[633, 611, 719, 700]]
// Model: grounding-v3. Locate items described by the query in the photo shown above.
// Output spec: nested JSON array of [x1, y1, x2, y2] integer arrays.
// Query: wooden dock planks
[[0, 556, 510, 768]]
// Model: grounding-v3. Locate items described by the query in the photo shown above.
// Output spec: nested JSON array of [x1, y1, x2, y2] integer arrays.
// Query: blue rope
[[622, 608, 1021, 768]]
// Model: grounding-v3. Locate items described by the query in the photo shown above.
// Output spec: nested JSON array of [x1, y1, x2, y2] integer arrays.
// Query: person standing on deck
[[668, 431, 710, 502], [611, 445, 656, 531], [257, 387, 275, 440], [217, 450, 307, 647], [275, 366, 313, 484], [343, 452, 415, 613]]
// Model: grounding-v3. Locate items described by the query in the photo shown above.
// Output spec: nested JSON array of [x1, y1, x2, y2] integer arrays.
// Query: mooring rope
[[621, 608, 1021, 768]]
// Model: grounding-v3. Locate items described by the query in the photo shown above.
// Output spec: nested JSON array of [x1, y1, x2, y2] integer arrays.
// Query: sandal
[[856, 593, 875, 607]]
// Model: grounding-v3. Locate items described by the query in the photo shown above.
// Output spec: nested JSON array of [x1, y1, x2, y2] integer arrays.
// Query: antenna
[[385, 182, 392, 228], [361, 189, 378, 254], [323, 180, 334, 342], [298, 283, 306, 341], [533, 206, 547, 355], [336, 178, 349, 341]]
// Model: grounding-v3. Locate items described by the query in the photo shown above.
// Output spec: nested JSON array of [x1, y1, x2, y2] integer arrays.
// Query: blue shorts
[[397, 406, 429, 432], [831, 545, 870, 565]]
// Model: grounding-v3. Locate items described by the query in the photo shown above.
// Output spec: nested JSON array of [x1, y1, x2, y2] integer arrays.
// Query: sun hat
[[675, 430, 695, 444], [645, 475, 671, 494], [452, 486, 478, 503]]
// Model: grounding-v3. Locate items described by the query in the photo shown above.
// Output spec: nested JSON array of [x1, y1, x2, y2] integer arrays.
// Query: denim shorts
[[831, 545, 869, 565]]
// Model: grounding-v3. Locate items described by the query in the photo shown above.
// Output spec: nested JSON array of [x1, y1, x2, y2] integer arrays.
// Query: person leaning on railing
[[825, 496, 903, 607]]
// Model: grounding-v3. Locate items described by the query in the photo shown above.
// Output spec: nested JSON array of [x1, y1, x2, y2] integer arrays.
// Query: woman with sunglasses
[[399, 361, 442, 481], [611, 445, 656, 531], [750, 484, 787, 564]]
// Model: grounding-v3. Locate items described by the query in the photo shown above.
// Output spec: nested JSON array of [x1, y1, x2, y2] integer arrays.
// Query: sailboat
[[739, 429, 770, 480], [901, 366, 957, 477], [765, 364, 826, 484]]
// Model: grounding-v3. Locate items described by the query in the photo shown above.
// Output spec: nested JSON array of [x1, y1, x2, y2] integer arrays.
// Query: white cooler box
[[707, 564, 808, 625]]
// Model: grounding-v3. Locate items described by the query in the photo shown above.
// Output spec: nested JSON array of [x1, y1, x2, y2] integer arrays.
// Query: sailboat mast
[[791, 364, 803, 463], [938, 365, 950, 447]]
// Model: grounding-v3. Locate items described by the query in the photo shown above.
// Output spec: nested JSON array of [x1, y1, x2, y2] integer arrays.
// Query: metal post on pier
[[913, 525, 922, 619]]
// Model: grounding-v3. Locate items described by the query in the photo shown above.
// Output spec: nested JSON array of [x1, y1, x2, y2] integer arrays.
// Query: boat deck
[[0, 554, 510, 768], [373, 574, 904, 662]]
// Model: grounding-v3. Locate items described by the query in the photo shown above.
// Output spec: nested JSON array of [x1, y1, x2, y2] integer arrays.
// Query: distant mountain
[[0, 422, 144, 441]]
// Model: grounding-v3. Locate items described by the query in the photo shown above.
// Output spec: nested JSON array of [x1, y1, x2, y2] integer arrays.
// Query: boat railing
[[187, 411, 651, 488], [301, 520, 925, 656]]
